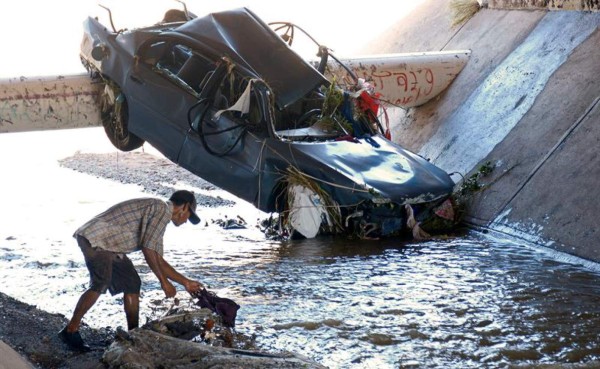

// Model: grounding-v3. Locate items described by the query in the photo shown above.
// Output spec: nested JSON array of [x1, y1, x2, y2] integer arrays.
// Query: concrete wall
[[0, 74, 101, 133], [364, 2, 600, 261]]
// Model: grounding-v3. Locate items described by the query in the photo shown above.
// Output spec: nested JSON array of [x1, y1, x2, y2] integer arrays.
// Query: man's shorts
[[76, 235, 141, 296]]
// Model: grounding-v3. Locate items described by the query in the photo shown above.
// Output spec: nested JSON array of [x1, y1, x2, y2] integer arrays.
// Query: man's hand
[[183, 279, 203, 294], [161, 280, 177, 298]]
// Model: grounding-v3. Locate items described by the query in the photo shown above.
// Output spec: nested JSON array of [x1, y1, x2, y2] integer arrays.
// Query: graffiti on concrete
[[331, 65, 436, 106], [365, 67, 434, 106], [0, 75, 102, 133], [327, 51, 471, 108]]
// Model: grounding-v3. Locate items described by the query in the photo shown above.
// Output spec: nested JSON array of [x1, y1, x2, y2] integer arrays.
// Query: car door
[[124, 39, 212, 162], [177, 63, 272, 206]]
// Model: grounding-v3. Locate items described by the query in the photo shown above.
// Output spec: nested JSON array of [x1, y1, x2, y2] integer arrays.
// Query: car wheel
[[101, 88, 144, 151]]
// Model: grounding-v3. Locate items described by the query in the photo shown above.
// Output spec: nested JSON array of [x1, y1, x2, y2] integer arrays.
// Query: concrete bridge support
[[0, 74, 101, 133]]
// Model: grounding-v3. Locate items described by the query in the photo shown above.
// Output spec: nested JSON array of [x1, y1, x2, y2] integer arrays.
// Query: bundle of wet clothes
[[191, 288, 240, 328]]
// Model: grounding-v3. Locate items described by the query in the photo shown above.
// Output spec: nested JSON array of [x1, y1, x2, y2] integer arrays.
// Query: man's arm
[[142, 247, 177, 297], [158, 256, 203, 293], [142, 247, 203, 296]]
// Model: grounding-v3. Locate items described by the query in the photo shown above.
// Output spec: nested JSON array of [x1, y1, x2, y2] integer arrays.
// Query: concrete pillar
[[0, 74, 101, 133]]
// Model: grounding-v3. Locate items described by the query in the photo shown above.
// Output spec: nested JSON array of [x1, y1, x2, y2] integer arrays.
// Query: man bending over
[[59, 190, 204, 351]]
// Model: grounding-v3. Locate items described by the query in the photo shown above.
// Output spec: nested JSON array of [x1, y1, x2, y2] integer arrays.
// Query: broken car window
[[274, 84, 376, 142], [146, 43, 215, 96]]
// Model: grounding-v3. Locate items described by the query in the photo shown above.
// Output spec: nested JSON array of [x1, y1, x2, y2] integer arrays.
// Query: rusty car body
[[80, 6, 455, 238]]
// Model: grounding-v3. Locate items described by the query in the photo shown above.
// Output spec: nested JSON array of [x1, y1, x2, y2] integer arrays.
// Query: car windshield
[[273, 83, 378, 142]]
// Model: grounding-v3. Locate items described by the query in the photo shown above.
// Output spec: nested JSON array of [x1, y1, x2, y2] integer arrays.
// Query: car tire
[[101, 94, 144, 151]]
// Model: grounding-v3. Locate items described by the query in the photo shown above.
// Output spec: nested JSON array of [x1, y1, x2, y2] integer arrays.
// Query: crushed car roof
[[173, 7, 328, 108]]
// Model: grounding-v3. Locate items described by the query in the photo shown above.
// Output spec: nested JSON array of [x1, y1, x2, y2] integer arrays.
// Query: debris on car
[[80, 4, 457, 239]]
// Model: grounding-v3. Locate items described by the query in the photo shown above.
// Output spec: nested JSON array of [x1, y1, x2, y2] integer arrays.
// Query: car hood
[[174, 7, 328, 109], [281, 135, 455, 204]]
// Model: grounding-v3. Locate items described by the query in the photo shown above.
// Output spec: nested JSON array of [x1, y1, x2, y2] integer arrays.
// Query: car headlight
[[91, 44, 109, 61]]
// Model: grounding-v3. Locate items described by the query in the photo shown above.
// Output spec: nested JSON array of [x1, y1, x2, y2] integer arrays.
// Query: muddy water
[[2, 129, 600, 368]]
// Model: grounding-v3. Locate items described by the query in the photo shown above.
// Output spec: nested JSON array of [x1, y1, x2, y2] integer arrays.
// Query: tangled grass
[[450, 0, 481, 27]]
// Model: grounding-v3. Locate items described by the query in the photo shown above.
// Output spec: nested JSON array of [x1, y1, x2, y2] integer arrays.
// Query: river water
[[1, 128, 600, 368]]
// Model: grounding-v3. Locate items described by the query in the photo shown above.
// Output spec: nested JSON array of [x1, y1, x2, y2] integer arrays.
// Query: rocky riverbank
[[0, 291, 111, 369], [0, 291, 326, 369], [58, 151, 235, 208]]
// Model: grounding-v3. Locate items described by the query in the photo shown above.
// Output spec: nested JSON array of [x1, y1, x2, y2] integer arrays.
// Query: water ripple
[[2, 225, 600, 368]]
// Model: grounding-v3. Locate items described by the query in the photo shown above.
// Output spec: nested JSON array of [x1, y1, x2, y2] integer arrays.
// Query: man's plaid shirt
[[74, 198, 173, 255]]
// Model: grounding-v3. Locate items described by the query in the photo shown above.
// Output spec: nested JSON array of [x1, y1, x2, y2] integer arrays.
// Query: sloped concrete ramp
[[419, 11, 600, 177], [490, 90, 600, 259]]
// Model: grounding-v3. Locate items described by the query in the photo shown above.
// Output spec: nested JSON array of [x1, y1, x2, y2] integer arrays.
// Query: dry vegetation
[[450, 0, 481, 27]]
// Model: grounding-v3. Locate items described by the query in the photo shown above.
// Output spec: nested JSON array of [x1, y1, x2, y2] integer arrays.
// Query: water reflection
[[218, 234, 600, 368], [3, 214, 600, 368]]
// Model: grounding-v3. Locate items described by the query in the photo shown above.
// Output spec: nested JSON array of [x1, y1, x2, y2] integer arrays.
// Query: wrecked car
[[80, 6, 455, 239]]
